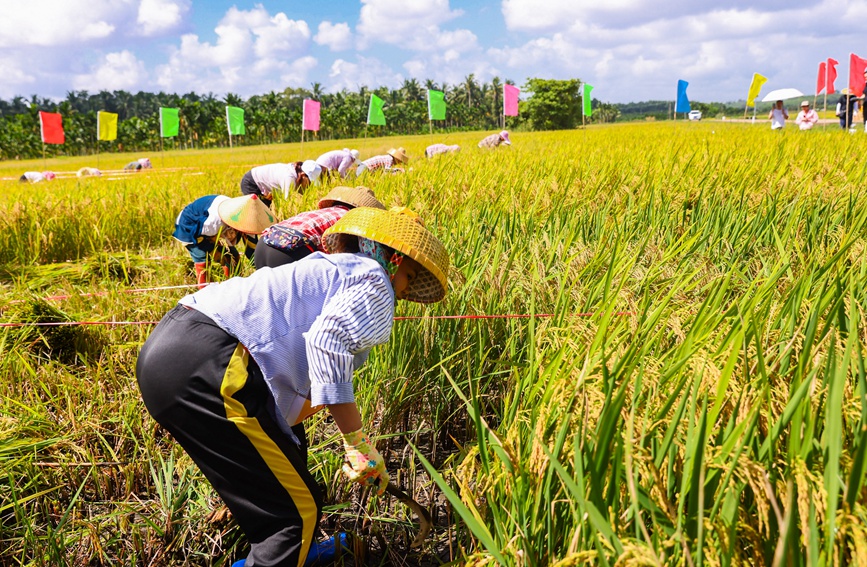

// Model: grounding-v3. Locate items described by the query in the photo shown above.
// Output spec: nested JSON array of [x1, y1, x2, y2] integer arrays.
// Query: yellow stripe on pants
[[221, 344, 316, 567]]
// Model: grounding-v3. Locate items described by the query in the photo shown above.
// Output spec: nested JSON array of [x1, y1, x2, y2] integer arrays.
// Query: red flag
[[816, 62, 826, 95], [503, 84, 519, 116], [39, 111, 64, 144], [827, 58, 839, 93], [302, 99, 320, 131], [849, 53, 867, 97]]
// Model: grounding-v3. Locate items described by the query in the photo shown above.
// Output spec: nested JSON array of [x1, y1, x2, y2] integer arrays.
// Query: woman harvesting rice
[[136, 206, 449, 566]]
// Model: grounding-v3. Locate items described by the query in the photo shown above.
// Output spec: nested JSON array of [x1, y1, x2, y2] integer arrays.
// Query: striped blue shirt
[[178, 252, 394, 438]]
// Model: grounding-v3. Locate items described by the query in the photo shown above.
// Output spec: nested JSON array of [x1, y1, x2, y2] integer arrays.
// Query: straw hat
[[318, 186, 386, 210], [800, 100, 810, 107], [322, 207, 449, 303], [218, 194, 276, 234], [387, 147, 409, 164]]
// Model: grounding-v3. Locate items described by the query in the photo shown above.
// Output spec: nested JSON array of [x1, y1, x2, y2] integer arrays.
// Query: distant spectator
[[836, 89, 860, 130], [768, 100, 788, 130], [316, 148, 360, 179], [240, 160, 322, 206], [356, 147, 408, 176], [77, 167, 102, 177], [19, 171, 55, 183], [478, 130, 511, 148], [795, 101, 819, 130], [425, 143, 461, 158]]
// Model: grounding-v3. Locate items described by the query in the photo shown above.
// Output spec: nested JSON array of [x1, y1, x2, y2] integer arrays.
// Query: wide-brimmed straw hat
[[322, 207, 449, 303], [387, 147, 409, 164], [318, 186, 386, 210], [218, 194, 276, 234]]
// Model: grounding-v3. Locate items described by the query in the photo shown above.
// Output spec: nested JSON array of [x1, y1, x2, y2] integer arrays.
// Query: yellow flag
[[746, 73, 768, 107], [97, 111, 118, 141]]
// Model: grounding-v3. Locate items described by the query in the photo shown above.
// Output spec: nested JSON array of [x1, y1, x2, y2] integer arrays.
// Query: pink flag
[[816, 61, 826, 95], [849, 53, 867, 97], [302, 99, 321, 131], [827, 57, 839, 93], [503, 84, 519, 116]]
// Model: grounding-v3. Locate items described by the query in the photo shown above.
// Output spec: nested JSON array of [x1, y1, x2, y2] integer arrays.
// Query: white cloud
[[155, 5, 315, 95], [314, 21, 353, 51], [136, 0, 190, 37], [71, 50, 147, 91], [327, 56, 404, 92], [357, 0, 463, 48], [0, 0, 123, 48], [491, 0, 867, 102], [0, 57, 36, 99]]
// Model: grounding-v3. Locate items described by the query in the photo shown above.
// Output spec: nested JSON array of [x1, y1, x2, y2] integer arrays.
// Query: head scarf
[[359, 237, 404, 280]]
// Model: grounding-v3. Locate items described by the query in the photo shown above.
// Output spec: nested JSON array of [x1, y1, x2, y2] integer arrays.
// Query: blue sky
[[2, 0, 867, 104]]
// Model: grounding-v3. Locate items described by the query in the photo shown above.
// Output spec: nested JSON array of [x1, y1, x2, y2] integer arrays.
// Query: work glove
[[341, 429, 389, 496]]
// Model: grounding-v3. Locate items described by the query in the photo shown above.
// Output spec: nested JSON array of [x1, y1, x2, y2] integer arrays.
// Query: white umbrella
[[761, 88, 804, 102]]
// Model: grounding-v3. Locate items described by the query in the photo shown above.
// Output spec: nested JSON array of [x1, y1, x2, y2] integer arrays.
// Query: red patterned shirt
[[261, 205, 349, 252], [359, 154, 395, 173]]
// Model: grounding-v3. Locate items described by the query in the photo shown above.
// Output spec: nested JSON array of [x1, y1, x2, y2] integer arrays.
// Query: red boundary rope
[[0, 312, 636, 328]]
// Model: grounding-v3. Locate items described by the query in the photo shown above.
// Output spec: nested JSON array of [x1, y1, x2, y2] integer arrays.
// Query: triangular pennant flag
[[428, 90, 446, 120], [817, 62, 827, 95], [827, 58, 839, 93], [746, 73, 767, 107], [367, 94, 386, 126], [675, 80, 691, 113], [160, 107, 180, 138], [504, 84, 519, 116], [302, 99, 321, 131], [582, 83, 593, 117], [39, 111, 64, 144], [849, 53, 867, 97], [226, 106, 245, 135], [97, 111, 118, 141]]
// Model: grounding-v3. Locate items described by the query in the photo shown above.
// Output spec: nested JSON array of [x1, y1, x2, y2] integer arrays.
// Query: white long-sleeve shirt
[[178, 252, 394, 439], [316, 150, 357, 178], [250, 163, 299, 199]]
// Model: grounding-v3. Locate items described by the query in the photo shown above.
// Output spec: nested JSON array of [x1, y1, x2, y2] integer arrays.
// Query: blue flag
[[676, 80, 691, 113]]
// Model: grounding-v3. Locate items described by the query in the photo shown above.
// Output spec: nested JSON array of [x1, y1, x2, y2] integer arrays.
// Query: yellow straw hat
[[322, 207, 449, 303], [318, 186, 386, 210], [217, 194, 276, 234], [387, 147, 409, 164]]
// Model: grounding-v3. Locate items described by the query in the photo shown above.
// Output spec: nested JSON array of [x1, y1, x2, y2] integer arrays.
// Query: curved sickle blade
[[385, 482, 432, 548]]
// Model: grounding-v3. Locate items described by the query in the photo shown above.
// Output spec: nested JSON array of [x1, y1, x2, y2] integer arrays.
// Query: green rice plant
[[1, 122, 867, 564]]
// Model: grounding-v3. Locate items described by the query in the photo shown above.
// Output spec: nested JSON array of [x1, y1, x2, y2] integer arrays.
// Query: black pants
[[254, 242, 314, 270], [136, 306, 321, 567], [240, 171, 273, 208]]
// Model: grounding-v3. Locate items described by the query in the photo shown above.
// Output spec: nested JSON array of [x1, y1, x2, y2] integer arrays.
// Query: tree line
[[0, 77, 620, 160]]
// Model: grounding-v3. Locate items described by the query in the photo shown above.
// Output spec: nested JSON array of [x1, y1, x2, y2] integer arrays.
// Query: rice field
[[1, 121, 867, 566]]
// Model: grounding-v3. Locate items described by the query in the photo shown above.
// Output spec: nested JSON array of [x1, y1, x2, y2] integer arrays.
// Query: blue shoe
[[304, 533, 350, 567]]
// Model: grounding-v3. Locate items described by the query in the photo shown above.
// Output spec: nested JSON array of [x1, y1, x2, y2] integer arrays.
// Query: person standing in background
[[795, 101, 819, 130], [768, 100, 788, 130]]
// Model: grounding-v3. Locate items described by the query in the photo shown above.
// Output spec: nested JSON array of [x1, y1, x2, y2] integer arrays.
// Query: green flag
[[428, 89, 446, 120], [582, 83, 593, 117], [226, 105, 246, 135], [160, 107, 180, 138], [367, 94, 386, 126], [97, 111, 118, 141]]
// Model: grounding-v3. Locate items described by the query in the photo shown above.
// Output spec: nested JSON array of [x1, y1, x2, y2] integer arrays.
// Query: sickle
[[384, 482, 433, 548]]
